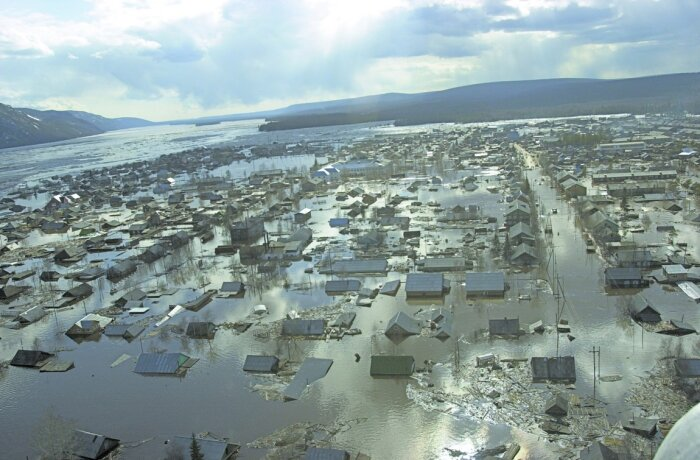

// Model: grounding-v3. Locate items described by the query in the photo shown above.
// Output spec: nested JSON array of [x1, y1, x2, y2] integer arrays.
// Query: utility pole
[[591, 346, 600, 406]]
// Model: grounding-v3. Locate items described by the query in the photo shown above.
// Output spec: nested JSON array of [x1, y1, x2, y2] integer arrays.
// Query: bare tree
[[33, 409, 78, 460]]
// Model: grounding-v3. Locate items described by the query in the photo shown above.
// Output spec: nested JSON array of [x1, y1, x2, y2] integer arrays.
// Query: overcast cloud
[[0, 0, 698, 120]]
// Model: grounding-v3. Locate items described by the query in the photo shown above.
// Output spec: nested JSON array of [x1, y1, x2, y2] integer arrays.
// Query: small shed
[[243, 355, 280, 374], [63, 283, 93, 300], [544, 393, 570, 417], [675, 359, 700, 378], [370, 355, 415, 376], [379, 279, 401, 296], [220, 281, 245, 297]]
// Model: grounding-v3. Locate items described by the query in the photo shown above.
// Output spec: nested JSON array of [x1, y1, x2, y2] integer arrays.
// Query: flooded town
[[0, 113, 699, 460]]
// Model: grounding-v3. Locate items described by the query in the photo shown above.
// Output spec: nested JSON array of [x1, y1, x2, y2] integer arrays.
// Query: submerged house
[[405, 273, 447, 298], [243, 355, 280, 374], [629, 295, 662, 323], [134, 352, 196, 375], [65, 313, 113, 339], [186, 322, 217, 339], [170, 436, 239, 460], [10, 349, 54, 367], [465, 272, 506, 297], [72, 430, 120, 460], [489, 318, 520, 337], [385, 312, 421, 337], [282, 319, 325, 337], [62, 283, 94, 302], [370, 355, 416, 377], [604, 267, 649, 288], [531, 356, 577, 383]]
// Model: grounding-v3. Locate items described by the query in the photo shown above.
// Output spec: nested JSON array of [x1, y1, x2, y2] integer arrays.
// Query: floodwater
[[0, 122, 698, 459]]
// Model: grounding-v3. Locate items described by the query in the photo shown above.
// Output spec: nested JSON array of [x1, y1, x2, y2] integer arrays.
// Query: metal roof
[[605, 267, 642, 280], [466, 272, 506, 293], [370, 355, 415, 376], [405, 273, 444, 295], [489, 318, 520, 336], [385, 312, 421, 336], [304, 447, 349, 460], [282, 319, 325, 336], [243, 355, 280, 373], [324, 279, 361, 294], [134, 352, 189, 374], [323, 259, 388, 274], [531, 356, 576, 382], [283, 357, 333, 400], [379, 279, 401, 296], [220, 281, 244, 293], [418, 257, 466, 272]]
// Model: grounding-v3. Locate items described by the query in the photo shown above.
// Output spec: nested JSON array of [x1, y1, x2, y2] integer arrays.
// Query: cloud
[[0, 0, 697, 120]]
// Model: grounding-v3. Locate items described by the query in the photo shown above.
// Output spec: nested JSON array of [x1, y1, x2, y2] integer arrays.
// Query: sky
[[0, 0, 698, 121]]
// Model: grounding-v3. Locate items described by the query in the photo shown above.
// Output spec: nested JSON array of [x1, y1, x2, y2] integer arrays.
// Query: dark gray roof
[[489, 318, 520, 336], [283, 357, 333, 400], [171, 436, 237, 460], [325, 279, 361, 294], [466, 272, 506, 293], [324, 259, 388, 274], [385, 312, 421, 336], [63, 283, 93, 298], [531, 356, 577, 382], [605, 267, 642, 280], [10, 349, 53, 367], [405, 273, 444, 295], [379, 279, 401, 296], [186, 322, 216, 339], [220, 281, 244, 293], [330, 312, 356, 328], [282, 319, 325, 336], [675, 359, 700, 378], [370, 355, 415, 376], [243, 355, 280, 373], [304, 447, 349, 460], [418, 257, 467, 271], [72, 430, 120, 460], [134, 352, 189, 374]]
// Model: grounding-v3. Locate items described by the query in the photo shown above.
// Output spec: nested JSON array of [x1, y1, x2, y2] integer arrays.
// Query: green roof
[[370, 355, 415, 376]]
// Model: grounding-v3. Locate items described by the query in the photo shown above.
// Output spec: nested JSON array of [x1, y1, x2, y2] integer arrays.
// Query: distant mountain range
[[2, 72, 699, 149], [0, 104, 153, 149], [256, 73, 700, 131]]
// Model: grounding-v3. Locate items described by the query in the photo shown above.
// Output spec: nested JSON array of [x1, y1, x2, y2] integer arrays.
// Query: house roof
[[10, 349, 53, 367], [186, 322, 217, 339], [282, 319, 325, 336], [243, 355, 279, 373], [531, 356, 577, 382], [283, 357, 333, 400], [385, 311, 421, 336], [220, 281, 244, 293], [489, 318, 520, 335], [325, 259, 388, 274], [466, 272, 505, 292], [134, 352, 190, 374], [605, 267, 642, 280], [304, 447, 349, 460], [405, 273, 444, 294], [370, 355, 415, 376], [72, 430, 120, 460], [325, 279, 361, 293]]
